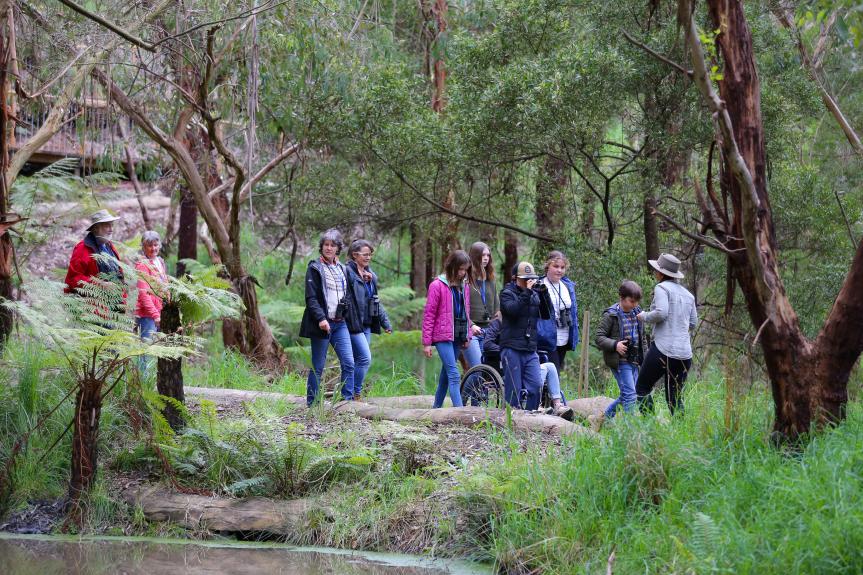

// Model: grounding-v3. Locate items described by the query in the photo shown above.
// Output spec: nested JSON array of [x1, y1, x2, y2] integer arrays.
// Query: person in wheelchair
[[480, 318, 502, 374], [537, 351, 575, 420], [466, 318, 572, 419]]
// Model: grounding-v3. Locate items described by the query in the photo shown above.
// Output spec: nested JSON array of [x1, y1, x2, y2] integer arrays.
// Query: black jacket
[[346, 260, 392, 334], [299, 259, 362, 339], [498, 282, 551, 353]]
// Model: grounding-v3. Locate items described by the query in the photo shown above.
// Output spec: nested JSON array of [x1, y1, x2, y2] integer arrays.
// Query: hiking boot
[[588, 413, 605, 432], [552, 405, 575, 421]]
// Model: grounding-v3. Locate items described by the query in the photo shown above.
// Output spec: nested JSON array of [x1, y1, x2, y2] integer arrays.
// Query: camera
[[369, 294, 381, 318], [557, 307, 572, 328], [454, 317, 469, 342], [621, 337, 640, 364]]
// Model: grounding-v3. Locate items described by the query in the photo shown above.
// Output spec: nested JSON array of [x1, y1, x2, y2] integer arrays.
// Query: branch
[[770, 5, 863, 159], [55, 0, 156, 51], [367, 144, 553, 242], [238, 143, 301, 203], [151, 0, 291, 47], [654, 208, 739, 255], [622, 29, 693, 78]]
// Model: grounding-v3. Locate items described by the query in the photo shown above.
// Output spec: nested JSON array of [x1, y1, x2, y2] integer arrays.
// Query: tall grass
[[462, 373, 863, 574]]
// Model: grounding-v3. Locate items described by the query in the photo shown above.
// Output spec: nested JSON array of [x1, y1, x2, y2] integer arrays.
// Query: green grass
[[460, 374, 863, 574]]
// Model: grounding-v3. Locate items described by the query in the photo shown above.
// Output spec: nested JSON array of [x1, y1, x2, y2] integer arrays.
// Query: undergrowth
[[3, 336, 863, 575], [462, 374, 863, 574]]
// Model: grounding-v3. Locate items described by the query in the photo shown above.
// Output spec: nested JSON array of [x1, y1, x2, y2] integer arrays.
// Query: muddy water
[[0, 534, 489, 575]]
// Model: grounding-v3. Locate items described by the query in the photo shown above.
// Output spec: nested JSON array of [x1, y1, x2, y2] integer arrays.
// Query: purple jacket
[[422, 275, 472, 346]]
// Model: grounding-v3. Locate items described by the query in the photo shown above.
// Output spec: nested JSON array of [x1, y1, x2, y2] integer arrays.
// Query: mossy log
[[122, 486, 318, 536]]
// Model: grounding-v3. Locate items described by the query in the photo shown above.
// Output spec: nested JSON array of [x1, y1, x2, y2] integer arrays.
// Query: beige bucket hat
[[86, 209, 120, 230]]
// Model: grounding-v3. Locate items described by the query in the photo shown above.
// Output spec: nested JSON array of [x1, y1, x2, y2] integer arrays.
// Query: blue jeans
[[501, 348, 542, 410], [605, 361, 639, 418], [433, 341, 464, 408], [539, 362, 562, 400], [462, 335, 483, 367], [136, 317, 157, 374], [307, 320, 355, 405], [350, 328, 372, 397]]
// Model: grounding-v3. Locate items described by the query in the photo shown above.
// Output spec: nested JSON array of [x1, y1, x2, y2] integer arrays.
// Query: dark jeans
[[547, 345, 570, 371], [635, 343, 691, 415], [501, 348, 542, 410]]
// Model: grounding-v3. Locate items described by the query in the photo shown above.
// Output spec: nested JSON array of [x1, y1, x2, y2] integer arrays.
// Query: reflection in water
[[0, 535, 485, 575]]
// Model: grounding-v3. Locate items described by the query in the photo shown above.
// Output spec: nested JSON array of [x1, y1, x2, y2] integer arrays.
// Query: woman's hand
[[423, 345, 433, 358], [471, 324, 483, 336], [318, 319, 331, 333], [636, 311, 646, 321], [385, 328, 392, 334]]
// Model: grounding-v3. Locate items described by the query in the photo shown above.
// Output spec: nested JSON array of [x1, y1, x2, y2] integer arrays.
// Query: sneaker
[[553, 405, 575, 421], [587, 413, 605, 432]]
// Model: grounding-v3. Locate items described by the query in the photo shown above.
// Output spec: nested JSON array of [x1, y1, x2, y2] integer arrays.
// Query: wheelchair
[[459, 353, 557, 410]]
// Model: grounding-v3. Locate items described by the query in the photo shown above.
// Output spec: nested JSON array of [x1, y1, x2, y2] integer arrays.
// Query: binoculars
[[454, 317, 469, 342], [557, 307, 572, 328], [335, 297, 350, 321], [369, 294, 381, 318]]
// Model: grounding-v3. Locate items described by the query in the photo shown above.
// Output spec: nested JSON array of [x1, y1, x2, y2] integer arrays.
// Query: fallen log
[[183, 387, 610, 436], [185, 386, 306, 406], [122, 485, 318, 536], [336, 402, 598, 437], [361, 395, 614, 417], [566, 396, 615, 419], [360, 395, 451, 408]]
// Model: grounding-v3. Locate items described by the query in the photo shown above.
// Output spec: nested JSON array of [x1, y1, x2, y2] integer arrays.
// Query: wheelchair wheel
[[460, 365, 504, 409]]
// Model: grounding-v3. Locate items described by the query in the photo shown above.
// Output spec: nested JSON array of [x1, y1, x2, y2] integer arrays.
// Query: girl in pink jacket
[[422, 250, 472, 408]]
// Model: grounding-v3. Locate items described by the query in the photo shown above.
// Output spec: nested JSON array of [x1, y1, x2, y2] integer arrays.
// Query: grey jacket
[[642, 281, 697, 360]]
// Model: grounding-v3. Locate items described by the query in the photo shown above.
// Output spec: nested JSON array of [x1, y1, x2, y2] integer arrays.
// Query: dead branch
[[55, 0, 156, 51], [622, 29, 693, 78]]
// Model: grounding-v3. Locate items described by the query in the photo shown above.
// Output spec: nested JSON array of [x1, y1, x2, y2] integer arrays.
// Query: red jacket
[[64, 234, 122, 294], [135, 257, 167, 320]]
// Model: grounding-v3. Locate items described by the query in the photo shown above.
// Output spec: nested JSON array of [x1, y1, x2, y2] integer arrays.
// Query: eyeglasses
[[357, 252, 373, 258]]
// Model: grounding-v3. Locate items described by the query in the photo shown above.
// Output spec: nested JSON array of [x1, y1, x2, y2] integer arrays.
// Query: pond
[[0, 533, 490, 575]]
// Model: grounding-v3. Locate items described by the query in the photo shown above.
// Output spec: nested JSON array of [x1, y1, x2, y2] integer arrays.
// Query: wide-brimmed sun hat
[[648, 253, 685, 279], [86, 209, 120, 230], [512, 261, 540, 280]]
